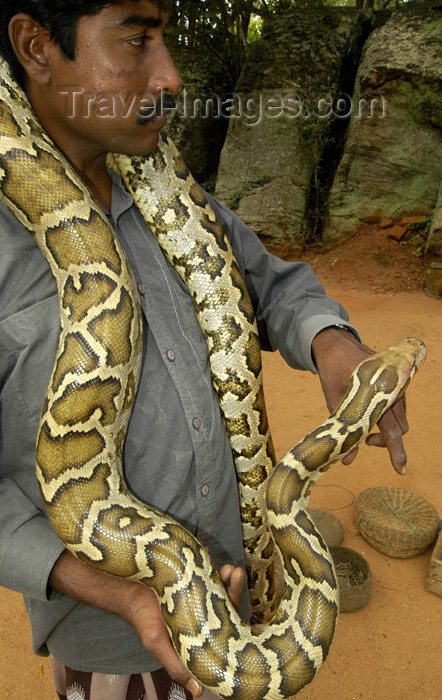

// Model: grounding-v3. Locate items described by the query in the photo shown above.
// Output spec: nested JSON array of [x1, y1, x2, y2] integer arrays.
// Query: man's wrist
[[49, 549, 140, 621], [311, 325, 360, 371]]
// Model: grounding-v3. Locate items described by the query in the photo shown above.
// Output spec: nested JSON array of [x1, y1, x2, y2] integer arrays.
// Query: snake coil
[[0, 60, 426, 699]]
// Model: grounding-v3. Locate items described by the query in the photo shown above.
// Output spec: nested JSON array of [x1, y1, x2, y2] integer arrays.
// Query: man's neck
[[74, 162, 113, 211], [26, 82, 113, 209]]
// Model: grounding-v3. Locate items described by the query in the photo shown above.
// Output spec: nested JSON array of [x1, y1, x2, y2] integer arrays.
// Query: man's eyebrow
[[118, 14, 162, 30]]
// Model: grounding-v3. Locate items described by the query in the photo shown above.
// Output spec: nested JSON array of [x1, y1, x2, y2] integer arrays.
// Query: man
[[0, 2, 409, 699]]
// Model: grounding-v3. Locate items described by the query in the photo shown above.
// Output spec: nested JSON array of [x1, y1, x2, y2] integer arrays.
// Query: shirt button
[[192, 417, 201, 430], [166, 349, 175, 362], [137, 283, 145, 296], [201, 484, 209, 497]]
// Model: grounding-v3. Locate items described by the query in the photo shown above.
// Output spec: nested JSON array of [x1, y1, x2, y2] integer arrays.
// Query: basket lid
[[355, 486, 439, 558]]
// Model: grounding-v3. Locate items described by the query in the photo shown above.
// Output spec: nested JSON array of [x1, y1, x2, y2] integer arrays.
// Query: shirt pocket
[[0, 296, 60, 427], [0, 248, 33, 318], [0, 243, 56, 321]]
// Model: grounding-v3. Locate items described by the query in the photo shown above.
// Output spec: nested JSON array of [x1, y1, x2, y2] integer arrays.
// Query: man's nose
[[149, 42, 182, 97]]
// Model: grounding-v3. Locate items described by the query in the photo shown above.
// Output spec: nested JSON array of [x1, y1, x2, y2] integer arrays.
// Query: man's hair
[[0, 0, 171, 85]]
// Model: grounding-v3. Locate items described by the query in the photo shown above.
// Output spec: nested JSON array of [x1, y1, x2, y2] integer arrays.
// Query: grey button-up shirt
[[0, 170, 355, 673]]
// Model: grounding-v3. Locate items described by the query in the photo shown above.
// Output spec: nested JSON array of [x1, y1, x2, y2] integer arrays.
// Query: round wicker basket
[[307, 508, 344, 547], [355, 486, 439, 558], [329, 546, 372, 612]]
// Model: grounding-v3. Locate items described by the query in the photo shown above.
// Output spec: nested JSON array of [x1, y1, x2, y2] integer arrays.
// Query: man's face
[[37, 0, 181, 159]]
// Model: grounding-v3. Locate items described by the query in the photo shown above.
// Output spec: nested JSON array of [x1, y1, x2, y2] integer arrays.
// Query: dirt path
[[263, 285, 441, 700], [1, 233, 440, 699]]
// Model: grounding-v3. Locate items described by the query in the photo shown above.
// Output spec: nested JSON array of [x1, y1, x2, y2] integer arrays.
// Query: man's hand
[[50, 551, 245, 697], [122, 583, 204, 696], [219, 564, 245, 611], [126, 564, 244, 694], [311, 327, 409, 474], [50, 550, 205, 696]]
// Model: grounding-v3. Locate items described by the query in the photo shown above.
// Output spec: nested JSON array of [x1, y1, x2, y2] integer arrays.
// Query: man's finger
[[142, 624, 203, 696], [341, 446, 358, 465], [153, 639, 204, 697], [365, 432, 385, 447], [368, 407, 407, 474], [129, 588, 204, 697], [219, 564, 244, 611], [390, 394, 408, 434]]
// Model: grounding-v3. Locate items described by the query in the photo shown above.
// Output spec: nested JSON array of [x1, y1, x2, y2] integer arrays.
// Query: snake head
[[336, 337, 427, 433], [381, 337, 427, 396]]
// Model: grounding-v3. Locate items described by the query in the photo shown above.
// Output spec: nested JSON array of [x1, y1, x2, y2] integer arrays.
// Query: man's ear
[[8, 13, 53, 85]]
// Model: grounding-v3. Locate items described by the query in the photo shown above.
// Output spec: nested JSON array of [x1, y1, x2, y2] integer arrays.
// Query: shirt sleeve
[[0, 205, 66, 601], [0, 478, 65, 601], [206, 194, 359, 372]]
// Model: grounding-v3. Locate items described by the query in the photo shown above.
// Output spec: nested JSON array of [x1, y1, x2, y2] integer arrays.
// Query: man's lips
[[136, 94, 176, 126], [136, 111, 168, 127]]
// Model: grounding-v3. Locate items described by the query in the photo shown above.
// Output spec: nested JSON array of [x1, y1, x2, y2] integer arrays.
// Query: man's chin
[[112, 129, 163, 158]]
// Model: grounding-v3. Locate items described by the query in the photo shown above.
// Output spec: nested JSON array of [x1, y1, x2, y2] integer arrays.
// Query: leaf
[[37, 664, 44, 678]]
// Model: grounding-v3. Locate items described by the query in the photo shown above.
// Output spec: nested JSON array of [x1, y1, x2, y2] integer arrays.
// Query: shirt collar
[[105, 165, 134, 221]]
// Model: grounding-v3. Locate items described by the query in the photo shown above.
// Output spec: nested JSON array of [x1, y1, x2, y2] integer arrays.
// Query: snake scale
[[0, 59, 426, 699]]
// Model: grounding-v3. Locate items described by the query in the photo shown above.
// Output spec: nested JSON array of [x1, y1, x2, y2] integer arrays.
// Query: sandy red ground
[[1, 227, 440, 699]]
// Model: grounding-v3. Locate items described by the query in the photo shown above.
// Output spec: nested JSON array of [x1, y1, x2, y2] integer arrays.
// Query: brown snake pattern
[[0, 60, 427, 699]]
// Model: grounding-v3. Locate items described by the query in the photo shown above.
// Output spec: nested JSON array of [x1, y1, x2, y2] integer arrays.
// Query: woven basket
[[307, 508, 344, 547], [329, 546, 372, 612], [355, 487, 439, 558]]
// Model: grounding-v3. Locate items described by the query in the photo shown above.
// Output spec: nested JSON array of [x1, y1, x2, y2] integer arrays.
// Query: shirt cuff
[[0, 514, 65, 602], [299, 315, 360, 373]]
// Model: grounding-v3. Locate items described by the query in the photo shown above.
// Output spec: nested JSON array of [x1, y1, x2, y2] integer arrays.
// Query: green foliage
[[304, 239, 333, 251], [421, 19, 442, 35], [374, 248, 392, 266], [200, 173, 218, 194], [413, 88, 442, 130], [169, 1, 416, 85], [247, 14, 264, 43], [406, 216, 432, 256], [169, 1, 350, 81], [170, 1, 259, 82], [228, 191, 243, 210], [399, 82, 442, 131]]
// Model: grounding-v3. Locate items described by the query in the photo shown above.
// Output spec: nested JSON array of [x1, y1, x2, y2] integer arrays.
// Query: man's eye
[[127, 35, 149, 48]]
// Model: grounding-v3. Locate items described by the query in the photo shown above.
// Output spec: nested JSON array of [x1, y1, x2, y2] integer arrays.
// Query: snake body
[[0, 60, 426, 699]]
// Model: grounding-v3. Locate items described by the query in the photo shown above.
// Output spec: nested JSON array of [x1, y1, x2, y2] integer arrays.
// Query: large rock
[[425, 181, 442, 259], [216, 114, 311, 255], [324, 0, 442, 243], [167, 35, 232, 185], [215, 8, 370, 255]]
